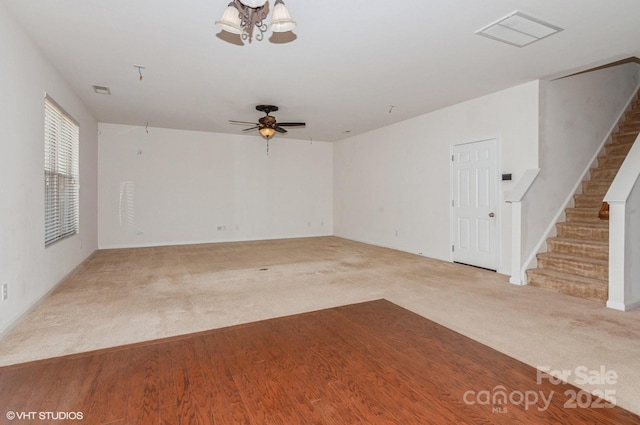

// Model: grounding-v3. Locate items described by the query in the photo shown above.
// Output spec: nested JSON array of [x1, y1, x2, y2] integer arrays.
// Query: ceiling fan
[[230, 105, 306, 139]]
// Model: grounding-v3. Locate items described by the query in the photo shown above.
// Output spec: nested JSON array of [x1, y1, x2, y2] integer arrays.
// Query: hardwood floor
[[1, 299, 638, 424]]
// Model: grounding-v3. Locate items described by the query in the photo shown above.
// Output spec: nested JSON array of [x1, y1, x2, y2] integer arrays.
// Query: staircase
[[527, 95, 640, 303]]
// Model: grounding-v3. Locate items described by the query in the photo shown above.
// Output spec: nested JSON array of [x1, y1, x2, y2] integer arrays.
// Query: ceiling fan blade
[[242, 126, 259, 132], [229, 120, 259, 126], [274, 125, 288, 133], [277, 122, 306, 127]]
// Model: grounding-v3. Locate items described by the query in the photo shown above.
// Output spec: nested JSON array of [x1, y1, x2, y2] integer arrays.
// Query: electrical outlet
[[2, 283, 7, 301]]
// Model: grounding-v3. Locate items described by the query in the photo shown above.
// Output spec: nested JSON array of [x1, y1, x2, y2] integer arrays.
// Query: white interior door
[[451, 138, 498, 270]]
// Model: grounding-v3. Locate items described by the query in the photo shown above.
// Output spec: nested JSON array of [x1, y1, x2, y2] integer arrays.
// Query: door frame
[[449, 136, 502, 271]]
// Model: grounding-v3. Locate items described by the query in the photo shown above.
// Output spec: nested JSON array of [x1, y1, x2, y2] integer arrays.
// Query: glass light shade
[[270, 1, 296, 32], [259, 127, 276, 138], [215, 4, 242, 35], [239, 0, 268, 7]]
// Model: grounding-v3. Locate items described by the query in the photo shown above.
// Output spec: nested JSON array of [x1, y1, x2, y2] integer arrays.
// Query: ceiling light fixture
[[258, 126, 276, 139], [215, 0, 295, 43]]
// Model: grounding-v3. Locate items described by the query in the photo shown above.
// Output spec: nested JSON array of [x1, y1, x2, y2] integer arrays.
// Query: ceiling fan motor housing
[[256, 104, 279, 115]]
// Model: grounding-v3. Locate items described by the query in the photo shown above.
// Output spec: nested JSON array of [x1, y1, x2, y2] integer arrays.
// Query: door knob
[[489, 212, 495, 217]]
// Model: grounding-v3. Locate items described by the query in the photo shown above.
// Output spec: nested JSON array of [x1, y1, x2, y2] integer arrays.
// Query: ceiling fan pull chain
[[266, 139, 269, 156]]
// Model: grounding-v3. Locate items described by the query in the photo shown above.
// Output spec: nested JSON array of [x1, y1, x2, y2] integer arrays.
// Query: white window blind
[[44, 96, 79, 246]]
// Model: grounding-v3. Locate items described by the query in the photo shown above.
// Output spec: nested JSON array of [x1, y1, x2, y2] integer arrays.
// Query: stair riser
[[527, 271, 607, 302], [590, 168, 618, 181], [605, 142, 634, 157], [565, 209, 602, 224], [556, 224, 608, 242], [574, 195, 604, 208], [598, 156, 626, 168], [538, 256, 608, 280], [582, 181, 610, 195], [547, 240, 608, 261]]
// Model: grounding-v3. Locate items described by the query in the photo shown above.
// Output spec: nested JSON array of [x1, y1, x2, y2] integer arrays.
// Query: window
[[44, 96, 79, 246]]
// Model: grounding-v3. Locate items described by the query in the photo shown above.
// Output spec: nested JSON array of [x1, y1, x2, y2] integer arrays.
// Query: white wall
[[98, 124, 333, 248], [522, 63, 640, 270], [333, 82, 540, 274], [0, 5, 98, 335]]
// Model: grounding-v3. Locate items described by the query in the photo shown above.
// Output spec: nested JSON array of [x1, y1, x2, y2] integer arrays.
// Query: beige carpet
[[2, 236, 640, 414]]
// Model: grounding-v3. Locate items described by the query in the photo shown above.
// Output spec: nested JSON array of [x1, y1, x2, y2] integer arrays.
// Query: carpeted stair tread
[[547, 237, 608, 260], [582, 180, 611, 195], [527, 268, 607, 302], [537, 252, 608, 280], [556, 222, 608, 242], [612, 133, 638, 144], [590, 168, 618, 181], [565, 207, 602, 223], [605, 141, 635, 156], [598, 154, 628, 168], [618, 123, 640, 132], [614, 129, 640, 138], [625, 109, 640, 120], [556, 221, 608, 229], [574, 193, 607, 208]]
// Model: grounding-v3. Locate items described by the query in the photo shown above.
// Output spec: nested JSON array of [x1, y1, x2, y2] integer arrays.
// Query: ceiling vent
[[476, 11, 563, 47], [92, 85, 111, 95]]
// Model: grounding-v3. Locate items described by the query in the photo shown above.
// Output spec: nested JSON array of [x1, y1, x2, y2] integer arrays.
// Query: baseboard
[[509, 275, 525, 285], [98, 233, 334, 250], [606, 299, 640, 311]]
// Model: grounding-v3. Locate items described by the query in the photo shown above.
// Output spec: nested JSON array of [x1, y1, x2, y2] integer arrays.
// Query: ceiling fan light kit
[[230, 104, 305, 142], [215, 0, 295, 43], [259, 127, 276, 139]]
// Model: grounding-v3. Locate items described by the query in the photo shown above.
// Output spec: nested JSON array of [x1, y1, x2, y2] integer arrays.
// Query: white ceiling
[[4, 0, 640, 142]]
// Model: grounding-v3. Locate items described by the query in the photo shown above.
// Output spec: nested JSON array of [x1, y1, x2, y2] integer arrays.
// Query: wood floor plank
[[272, 320, 368, 423], [260, 317, 369, 424], [0, 299, 639, 424], [170, 339, 214, 425], [301, 310, 464, 424], [223, 323, 324, 425], [157, 338, 179, 425], [192, 334, 253, 425], [120, 347, 148, 424], [88, 350, 130, 424]]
